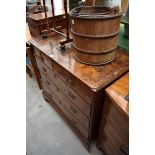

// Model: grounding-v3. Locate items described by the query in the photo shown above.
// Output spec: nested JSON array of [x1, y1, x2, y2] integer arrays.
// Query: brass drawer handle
[[42, 67, 46, 72], [70, 106, 77, 113], [39, 55, 44, 61], [51, 62, 54, 71], [120, 145, 129, 155], [66, 77, 75, 87], [68, 91, 75, 100]]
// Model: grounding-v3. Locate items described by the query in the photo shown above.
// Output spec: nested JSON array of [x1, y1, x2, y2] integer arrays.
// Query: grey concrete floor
[[26, 74, 103, 155]]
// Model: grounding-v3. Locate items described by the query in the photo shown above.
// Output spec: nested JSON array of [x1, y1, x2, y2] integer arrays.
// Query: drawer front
[[36, 57, 55, 79], [36, 57, 91, 118], [102, 96, 129, 144], [99, 118, 129, 155], [53, 62, 94, 105], [34, 47, 54, 71], [50, 73, 91, 118], [41, 79, 89, 139], [41, 73, 90, 130]]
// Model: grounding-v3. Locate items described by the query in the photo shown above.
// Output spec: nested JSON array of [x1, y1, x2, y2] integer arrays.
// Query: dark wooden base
[[42, 90, 91, 152]]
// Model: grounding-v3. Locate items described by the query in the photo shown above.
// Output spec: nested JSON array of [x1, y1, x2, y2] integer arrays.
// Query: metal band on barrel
[[71, 29, 119, 39], [73, 43, 116, 55]]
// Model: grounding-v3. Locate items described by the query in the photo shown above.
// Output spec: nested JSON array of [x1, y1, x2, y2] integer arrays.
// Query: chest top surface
[[29, 33, 129, 91], [106, 72, 129, 116]]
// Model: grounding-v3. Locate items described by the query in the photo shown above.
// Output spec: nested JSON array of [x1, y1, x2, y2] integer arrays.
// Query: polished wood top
[[28, 9, 65, 21], [106, 73, 129, 116], [29, 33, 129, 91]]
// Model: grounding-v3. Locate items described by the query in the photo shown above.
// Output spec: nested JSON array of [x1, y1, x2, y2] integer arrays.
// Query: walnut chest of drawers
[[98, 73, 129, 155], [29, 33, 129, 151]]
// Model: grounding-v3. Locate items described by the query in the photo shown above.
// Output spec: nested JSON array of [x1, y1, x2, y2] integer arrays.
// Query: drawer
[[36, 57, 91, 118], [99, 118, 129, 155], [41, 74, 90, 130], [102, 96, 129, 144], [50, 73, 91, 118], [53, 62, 94, 105], [36, 57, 55, 77], [34, 47, 54, 71], [41, 80, 89, 139]]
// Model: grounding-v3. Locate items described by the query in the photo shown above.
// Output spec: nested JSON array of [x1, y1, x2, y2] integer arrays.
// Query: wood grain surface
[[106, 72, 129, 116], [29, 33, 129, 91]]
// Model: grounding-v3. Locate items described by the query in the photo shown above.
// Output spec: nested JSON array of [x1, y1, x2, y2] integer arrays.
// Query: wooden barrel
[[69, 6, 122, 65]]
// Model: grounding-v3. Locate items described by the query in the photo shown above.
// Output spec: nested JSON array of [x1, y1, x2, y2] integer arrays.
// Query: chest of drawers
[[97, 73, 129, 155], [29, 34, 128, 151]]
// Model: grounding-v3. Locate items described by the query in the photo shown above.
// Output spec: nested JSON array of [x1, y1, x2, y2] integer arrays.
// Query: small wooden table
[[27, 10, 66, 37]]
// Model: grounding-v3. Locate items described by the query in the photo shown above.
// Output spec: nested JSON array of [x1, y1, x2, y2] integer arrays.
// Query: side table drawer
[[102, 96, 129, 144], [41, 80, 89, 139]]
